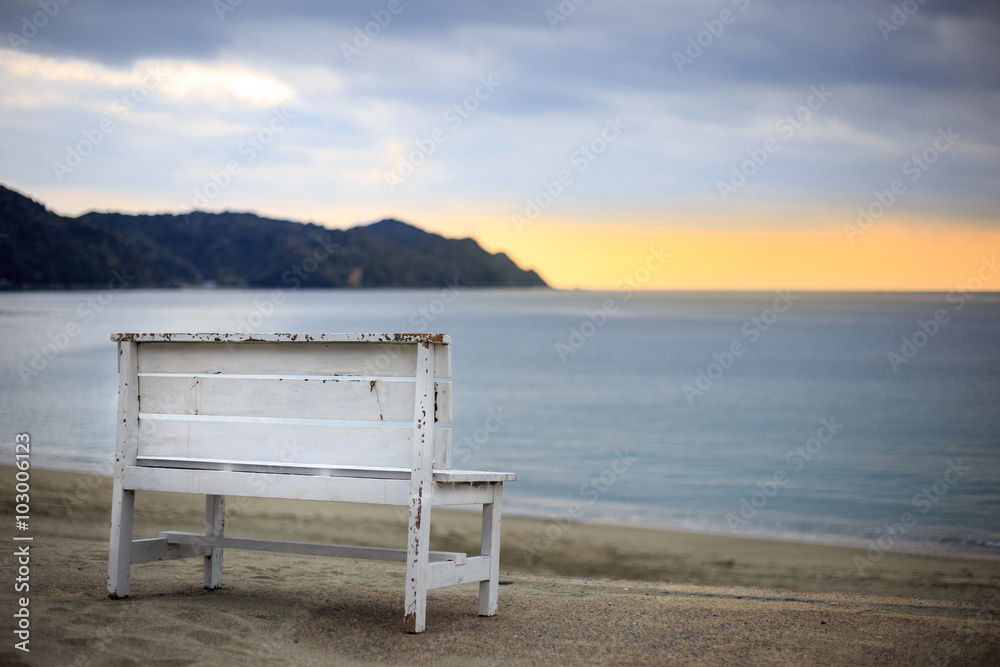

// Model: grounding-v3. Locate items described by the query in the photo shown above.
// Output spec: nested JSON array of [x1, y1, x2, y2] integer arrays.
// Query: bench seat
[[135, 456, 516, 483]]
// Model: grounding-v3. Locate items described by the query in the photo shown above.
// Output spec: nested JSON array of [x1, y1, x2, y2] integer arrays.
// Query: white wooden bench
[[107, 333, 514, 633]]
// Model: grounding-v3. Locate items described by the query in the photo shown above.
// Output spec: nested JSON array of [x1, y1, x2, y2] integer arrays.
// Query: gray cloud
[[1, 0, 997, 225]]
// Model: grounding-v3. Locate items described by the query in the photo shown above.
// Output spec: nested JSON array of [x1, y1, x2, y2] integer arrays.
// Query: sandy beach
[[3, 465, 998, 665]]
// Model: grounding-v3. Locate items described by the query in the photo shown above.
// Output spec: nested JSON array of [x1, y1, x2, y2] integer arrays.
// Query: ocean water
[[1, 288, 998, 557]]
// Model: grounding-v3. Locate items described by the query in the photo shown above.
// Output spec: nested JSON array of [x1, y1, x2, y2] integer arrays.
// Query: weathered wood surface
[[136, 338, 451, 377], [114, 332, 451, 344], [123, 466, 413, 505], [160, 532, 467, 564], [134, 456, 514, 483], [405, 342, 436, 633], [123, 464, 508, 505], [136, 420, 453, 470], [138, 375, 453, 423], [427, 556, 492, 590], [203, 495, 224, 589], [107, 333, 513, 633], [130, 537, 210, 564], [107, 340, 138, 598]]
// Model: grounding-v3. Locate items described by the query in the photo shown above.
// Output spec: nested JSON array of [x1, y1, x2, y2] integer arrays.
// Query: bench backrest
[[113, 333, 452, 470]]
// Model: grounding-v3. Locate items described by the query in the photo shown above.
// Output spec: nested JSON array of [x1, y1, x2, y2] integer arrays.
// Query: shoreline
[[503, 502, 1000, 563], [24, 460, 1000, 564], [5, 465, 1000, 602]]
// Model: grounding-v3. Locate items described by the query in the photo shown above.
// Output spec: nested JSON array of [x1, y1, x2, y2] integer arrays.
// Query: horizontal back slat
[[137, 419, 452, 469], [139, 375, 453, 423], [137, 341, 451, 378], [122, 466, 414, 505]]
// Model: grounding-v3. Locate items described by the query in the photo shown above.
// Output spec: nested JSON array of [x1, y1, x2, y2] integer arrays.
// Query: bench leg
[[404, 492, 432, 633], [203, 495, 225, 589], [108, 481, 135, 598], [479, 483, 502, 616]]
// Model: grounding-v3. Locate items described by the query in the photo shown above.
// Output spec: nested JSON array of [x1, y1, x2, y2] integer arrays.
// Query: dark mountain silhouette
[[0, 184, 547, 289]]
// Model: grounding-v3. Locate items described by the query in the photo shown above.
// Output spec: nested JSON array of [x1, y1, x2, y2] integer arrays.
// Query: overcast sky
[[1, 0, 998, 288]]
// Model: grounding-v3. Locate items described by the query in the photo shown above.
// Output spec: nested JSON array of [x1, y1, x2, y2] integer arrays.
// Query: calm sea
[[1, 288, 998, 557]]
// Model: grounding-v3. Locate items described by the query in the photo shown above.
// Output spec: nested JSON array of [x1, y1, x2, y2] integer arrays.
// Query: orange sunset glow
[[396, 215, 1000, 292]]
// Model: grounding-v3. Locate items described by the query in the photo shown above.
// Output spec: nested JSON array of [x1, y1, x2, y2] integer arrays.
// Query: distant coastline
[[0, 184, 547, 290]]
